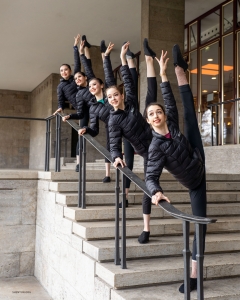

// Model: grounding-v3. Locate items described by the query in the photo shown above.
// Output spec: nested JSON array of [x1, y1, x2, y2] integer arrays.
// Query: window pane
[[223, 34, 234, 101], [223, 102, 234, 144], [184, 28, 188, 52], [190, 22, 197, 50], [223, 1, 233, 34], [189, 50, 198, 111], [200, 42, 219, 146], [201, 10, 220, 44]]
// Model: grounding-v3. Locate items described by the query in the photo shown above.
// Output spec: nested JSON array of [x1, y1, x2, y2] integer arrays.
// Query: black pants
[[141, 77, 158, 214], [179, 84, 207, 261], [76, 105, 89, 156]]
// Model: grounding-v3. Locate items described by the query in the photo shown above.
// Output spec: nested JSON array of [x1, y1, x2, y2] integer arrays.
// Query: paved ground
[[0, 276, 51, 300]]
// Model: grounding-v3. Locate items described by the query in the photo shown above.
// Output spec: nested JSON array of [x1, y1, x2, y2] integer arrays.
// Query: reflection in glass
[[190, 22, 197, 50], [201, 10, 220, 44], [223, 102, 234, 144], [189, 50, 197, 111], [223, 34, 234, 101], [184, 28, 188, 52], [200, 43, 219, 146], [223, 1, 233, 34]]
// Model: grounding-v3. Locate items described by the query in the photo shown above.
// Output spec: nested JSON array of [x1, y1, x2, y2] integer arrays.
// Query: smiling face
[[146, 104, 167, 129], [89, 79, 104, 96], [60, 65, 71, 80], [74, 72, 87, 86], [106, 87, 124, 110]]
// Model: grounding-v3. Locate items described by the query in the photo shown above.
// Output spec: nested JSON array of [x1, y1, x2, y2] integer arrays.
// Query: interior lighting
[[208, 58, 213, 61], [190, 64, 233, 75], [213, 91, 218, 93], [212, 77, 217, 79], [202, 90, 208, 93]]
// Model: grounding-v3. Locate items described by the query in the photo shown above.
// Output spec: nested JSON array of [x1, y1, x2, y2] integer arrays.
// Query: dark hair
[[60, 64, 71, 70], [74, 71, 86, 77], [88, 77, 104, 85], [143, 102, 166, 119], [105, 85, 123, 95]]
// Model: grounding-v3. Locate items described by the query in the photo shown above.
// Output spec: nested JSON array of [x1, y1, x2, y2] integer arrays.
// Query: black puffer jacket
[[57, 46, 81, 110], [70, 55, 115, 121], [108, 65, 152, 160], [145, 81, 204, 195]]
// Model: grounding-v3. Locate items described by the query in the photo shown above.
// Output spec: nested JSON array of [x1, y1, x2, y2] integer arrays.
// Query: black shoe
[[100, 40, 107, 53], [179, 278, 197, 293], [75, 164, 79, 172], [123, 41, 135, 59], [119, 199, 129, 208], [82, 35, 91, 48], [102, 176, 111, 183], [138, 231, 150, 244], [172, 44, 188, 71], [143, 38, 156, 58]]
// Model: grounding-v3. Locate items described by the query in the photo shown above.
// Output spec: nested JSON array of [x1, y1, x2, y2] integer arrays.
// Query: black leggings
[[76, 105, 89, 156], [179, 84, 207, 261], [141, 77, 158, 214]]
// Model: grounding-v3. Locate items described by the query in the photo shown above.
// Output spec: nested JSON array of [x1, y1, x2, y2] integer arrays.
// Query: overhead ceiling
[[0, 0, 223, 92]]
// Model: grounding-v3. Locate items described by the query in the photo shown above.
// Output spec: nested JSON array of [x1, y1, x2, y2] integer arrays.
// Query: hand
[[105, 42, 114, 56], [78, 128, 86, 135], [62, 115, 70, 122], [74, 34, 81, 47], [151, 191, 170, 206], [155, 50, 169, 77], [113, 157, 126, 168], [53, 108, 62, 115], [79, 40, 85, 54], [120, 41, 130, 58]]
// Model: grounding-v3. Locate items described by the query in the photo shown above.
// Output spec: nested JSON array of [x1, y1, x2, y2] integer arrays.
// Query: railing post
[[45, 119, 51, 171], [114, 169, 120, 265], [196, 223, 204, 300], [121, 173, 127, 269], [81, 137, 86, 209], [55, 114, 61, 172], [78, 134, 83, 208], [183, 221, 191, 300]]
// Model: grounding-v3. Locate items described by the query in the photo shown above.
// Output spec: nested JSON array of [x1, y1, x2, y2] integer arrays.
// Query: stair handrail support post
[[183, 220, 191, 300], [78, 134, 83, 208], [196, 223, 204, 300], [45, 119, 51, 171], [121, 173, 127, 269], [114, 168, 120, 265], [55, 114, 61, 172], [81, 137, 86, 209]]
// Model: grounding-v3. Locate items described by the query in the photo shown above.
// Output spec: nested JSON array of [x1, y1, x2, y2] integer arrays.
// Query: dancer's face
[[89, 79, 103, 96], [60, 65, 71, 80], [74, 73, 87, 86], [146, 105, 167, 129], [107, 87, 124, 110]]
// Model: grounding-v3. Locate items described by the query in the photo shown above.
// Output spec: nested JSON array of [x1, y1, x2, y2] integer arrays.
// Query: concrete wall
[[0, 170, 37, 278], [0, 90, 31, 169]]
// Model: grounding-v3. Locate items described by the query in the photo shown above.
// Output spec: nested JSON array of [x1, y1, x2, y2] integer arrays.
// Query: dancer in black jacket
[[108, 39, 157, 243], [145, 45, 207, 293], [54, 34, 82, 115]]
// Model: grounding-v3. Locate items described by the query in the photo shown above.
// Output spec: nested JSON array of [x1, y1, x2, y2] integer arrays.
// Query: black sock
[[123, 41, 135, 59], [179, 278, 197, 293], [138, 231, 150, 244], [143, 38, 156, 58], [82, 35, 91, 48], [100, 40, 107, 53], [172, 44, 188, 71]]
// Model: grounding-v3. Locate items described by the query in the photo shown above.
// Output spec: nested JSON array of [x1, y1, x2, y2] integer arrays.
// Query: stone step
[[49, 181, 240, 193], [64, 203, 240, 222], [110, 276, 240, 300], [96, 252, 240, 289], [72, 216, 240, 240], [83, 233, 240, 262], [56, 191, 240, 206]]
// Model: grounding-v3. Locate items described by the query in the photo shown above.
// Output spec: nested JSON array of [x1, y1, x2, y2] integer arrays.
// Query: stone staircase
[[37, 164, 240, 299]]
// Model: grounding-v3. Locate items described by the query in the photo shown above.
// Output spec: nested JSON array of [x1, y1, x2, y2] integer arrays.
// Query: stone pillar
[[140, 0, 185, 130]]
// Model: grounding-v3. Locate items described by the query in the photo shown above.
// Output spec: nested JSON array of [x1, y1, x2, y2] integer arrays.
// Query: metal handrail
[[54, 113, 216, 300]]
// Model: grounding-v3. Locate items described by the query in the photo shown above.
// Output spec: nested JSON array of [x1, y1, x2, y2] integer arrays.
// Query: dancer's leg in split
[[174, 45, 207, 292]]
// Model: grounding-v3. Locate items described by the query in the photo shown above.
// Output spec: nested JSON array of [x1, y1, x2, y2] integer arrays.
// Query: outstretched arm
[[104, 42, 116, 88], [73, 34, 81, 74]]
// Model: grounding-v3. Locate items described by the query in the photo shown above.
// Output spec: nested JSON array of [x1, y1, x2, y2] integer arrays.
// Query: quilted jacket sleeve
[[160, 81, 179, 128], [73, 46, 81, 74], [145, 142, 166, 195], [80, 54, 95, 80], [57, 84, 65, 110], [84, 106, 99, 137], [108, 118, 123, 160], [104, 56, 116, 88], [120, 65, 137, 107]]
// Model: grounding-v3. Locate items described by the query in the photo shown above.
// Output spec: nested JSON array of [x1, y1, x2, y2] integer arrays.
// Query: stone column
[[140, 0, 185, 130]]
